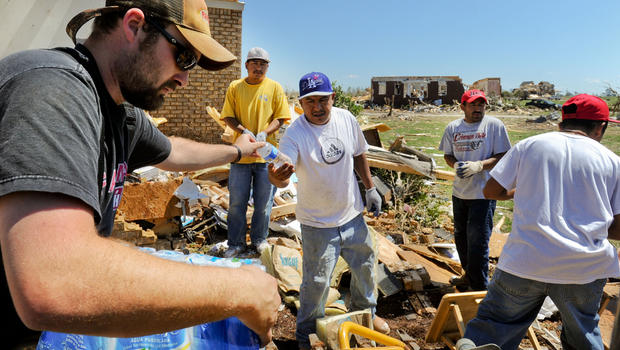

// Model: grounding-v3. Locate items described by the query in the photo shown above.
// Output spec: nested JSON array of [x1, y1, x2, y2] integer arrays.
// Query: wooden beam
[[367, 158, 455, 181], [270, 202, 296, 219]]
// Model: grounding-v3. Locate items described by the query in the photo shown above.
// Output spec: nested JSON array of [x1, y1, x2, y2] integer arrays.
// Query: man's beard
[[115, 45, 175, 111]]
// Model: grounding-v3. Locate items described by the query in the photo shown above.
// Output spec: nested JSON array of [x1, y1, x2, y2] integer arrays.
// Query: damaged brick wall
[[150, 5, 243, 144]]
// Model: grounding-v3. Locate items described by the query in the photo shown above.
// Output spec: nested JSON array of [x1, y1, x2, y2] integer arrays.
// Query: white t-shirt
[[278, 107, 368, 228], [492, 132, 620, 284], [439, 116, 511, 199]]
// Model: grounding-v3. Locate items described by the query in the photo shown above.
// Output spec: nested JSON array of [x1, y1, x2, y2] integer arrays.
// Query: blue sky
[[240, 0, 620, 95]]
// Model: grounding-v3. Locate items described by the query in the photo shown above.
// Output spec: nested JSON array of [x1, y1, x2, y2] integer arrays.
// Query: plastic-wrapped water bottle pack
[[36, 249, 262, 350]]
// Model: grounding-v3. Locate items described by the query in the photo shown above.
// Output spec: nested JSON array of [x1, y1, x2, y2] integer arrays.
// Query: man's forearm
[[222, 117, 246, 134], [157, 137, 238, 171], [444, 154, 458, 169], [481, 152, 506, 170], [609, 214, 620, 240], [263, 119, 285, 135], [483, 177, 514, 200], [1, 192, 278, 338], [353, 154, 374, 189]]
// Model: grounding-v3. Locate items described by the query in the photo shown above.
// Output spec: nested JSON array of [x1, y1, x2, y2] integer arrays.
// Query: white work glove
[[242, 129, 255, 139], [365, 187, 382, 217], [256, 131, 267, 142], [456, 161, 484, 178]]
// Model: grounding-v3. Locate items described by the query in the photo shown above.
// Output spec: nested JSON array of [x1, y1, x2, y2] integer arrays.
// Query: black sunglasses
[[145, 18, 197, 71]]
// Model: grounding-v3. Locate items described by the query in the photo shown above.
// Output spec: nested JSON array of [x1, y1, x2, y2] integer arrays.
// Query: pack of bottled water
[[36, 249, 262, 350]]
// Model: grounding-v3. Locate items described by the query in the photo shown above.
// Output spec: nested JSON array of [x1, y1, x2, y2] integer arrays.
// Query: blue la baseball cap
[[299, 72, 333, 99]]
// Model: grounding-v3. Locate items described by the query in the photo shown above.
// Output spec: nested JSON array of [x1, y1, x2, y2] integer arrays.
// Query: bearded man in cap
[[268, 72, 388, 349], [220, 47, 290, 258], [439, 89, 511, 291], [0, 0, 280, 347], [464, 94, 620, 350]]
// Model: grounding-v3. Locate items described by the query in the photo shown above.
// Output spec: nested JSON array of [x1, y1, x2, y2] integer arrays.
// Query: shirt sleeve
[[612, 160, 620, 216], [220, 83, 237, 120], [489, 143, 521, 190], [126, 106, 172, 172], [278, 127, 299, 168], [350, 112, 369, 157], [438, 124, 454, 155], [0, 65, 102, 214], [272, 83, 291, 122], [493, 121, 512, 154]]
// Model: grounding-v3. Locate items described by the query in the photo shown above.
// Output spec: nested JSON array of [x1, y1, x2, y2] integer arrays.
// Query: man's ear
[[121, 8, 146, 43], [591, 122, 606, 141]]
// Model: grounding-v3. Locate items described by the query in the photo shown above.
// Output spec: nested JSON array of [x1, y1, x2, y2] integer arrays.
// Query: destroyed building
[[471, 77, 502, 97], [371, 76, 465, 108], [0, 0, 245, 145], [513, 80, 556, 99]]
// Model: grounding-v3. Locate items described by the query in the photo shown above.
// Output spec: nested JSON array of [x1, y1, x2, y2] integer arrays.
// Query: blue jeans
[[295, 214, 377, 348], [452, 196, 495, 290], [227, 163, 276, 248], [465, 269, 606, 350]]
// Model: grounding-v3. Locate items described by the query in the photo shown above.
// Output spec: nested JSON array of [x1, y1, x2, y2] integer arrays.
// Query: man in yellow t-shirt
[[221, 47, 291, 258]]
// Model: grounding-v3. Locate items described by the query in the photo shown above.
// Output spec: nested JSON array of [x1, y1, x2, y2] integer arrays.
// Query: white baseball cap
[[246, 47, 270, 63]]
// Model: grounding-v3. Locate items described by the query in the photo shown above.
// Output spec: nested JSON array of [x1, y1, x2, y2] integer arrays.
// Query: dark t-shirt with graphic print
[[0, 45, 170, 345]]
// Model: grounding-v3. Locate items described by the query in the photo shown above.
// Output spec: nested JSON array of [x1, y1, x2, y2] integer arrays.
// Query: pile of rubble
[[513, 81, 556, 99], [110, 129, 618, 349]]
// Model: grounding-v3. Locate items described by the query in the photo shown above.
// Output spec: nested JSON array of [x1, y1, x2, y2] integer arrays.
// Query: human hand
[[236, 266, 281, 346], [268, 162, 295, 181], [242, 129, 256, 140], [256, 131, 267, 142], [365, 187, 382, 217], [235, 133, 265, 158], [456, 161, 483, 178]]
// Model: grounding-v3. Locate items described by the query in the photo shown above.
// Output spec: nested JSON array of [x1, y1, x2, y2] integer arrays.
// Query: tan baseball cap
[[66, 0, 236, 71]]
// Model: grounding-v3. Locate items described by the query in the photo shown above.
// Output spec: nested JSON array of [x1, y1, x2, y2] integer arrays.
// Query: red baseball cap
[[561, 94, 619, 123], [461, 89, 488, 104]]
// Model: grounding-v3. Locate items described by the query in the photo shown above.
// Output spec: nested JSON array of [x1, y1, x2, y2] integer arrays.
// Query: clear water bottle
[[257, 143, 291, 169]]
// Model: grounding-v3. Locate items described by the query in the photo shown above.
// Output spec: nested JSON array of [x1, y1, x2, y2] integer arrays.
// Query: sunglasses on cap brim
[[145, 17, 197, 71]]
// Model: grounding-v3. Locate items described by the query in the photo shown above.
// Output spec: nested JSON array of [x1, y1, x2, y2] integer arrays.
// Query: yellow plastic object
[[338, 321, 406, 350]]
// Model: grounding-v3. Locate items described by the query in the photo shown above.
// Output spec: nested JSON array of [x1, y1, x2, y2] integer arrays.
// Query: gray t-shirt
[[0, 46, 171, 342], [439, 115, 511, 199], [0, 45, 171, 234]]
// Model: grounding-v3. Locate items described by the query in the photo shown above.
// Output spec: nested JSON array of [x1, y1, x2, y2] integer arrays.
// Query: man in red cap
[[0, 0, 279, 347], [439, 89, 511, 291], [464, 94, 620, 349]]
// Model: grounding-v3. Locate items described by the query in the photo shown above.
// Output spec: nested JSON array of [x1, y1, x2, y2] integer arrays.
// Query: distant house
[[371, 76, 464, 108], [471, 78, 502, 97]]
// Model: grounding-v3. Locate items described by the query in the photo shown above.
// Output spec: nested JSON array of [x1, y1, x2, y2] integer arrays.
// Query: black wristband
[[232, 145, 242, 163]]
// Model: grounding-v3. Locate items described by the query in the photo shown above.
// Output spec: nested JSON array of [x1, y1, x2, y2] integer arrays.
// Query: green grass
[[365, 111, 620, 234]]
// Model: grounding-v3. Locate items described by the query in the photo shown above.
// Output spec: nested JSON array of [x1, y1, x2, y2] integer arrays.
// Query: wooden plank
[[374, 228, 407, 272], [361, 123, 391, 132], [367, 157, 455, 181], [396, 250, 455, 285], [206, 106, 226, 129], [451, 304, 465, 336], [527, 326, 542, 350], [425, 291, 487, 343], [270, 202, 296, 219], [401, 244, 463, 275]]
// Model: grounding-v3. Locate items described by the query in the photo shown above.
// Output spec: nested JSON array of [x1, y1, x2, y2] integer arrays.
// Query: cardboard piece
[[374, 228, 407, 272], [396, 250, 453, 285], [271, 244, 303, 293], [401, 244, 463, 275]]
